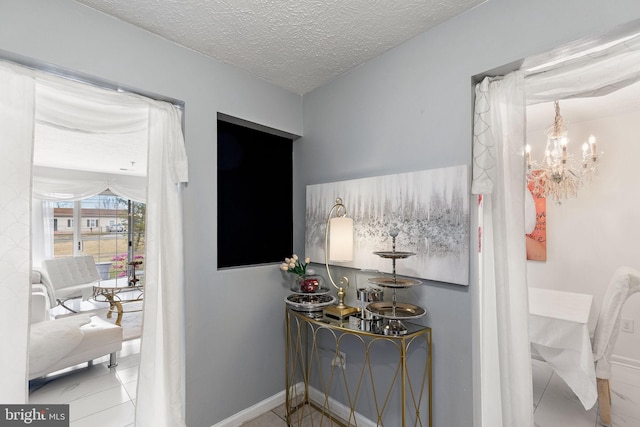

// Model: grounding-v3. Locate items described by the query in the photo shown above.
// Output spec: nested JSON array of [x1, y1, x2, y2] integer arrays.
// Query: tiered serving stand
[[365, 229, 426, 335], [284, 273, 336, 318]]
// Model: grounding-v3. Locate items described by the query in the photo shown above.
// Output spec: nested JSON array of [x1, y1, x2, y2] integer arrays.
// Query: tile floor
[[29, 339, 141, 427], [29, 349, 640, 427], [243, 403, 342, 427], [532, 359, 640, 427]]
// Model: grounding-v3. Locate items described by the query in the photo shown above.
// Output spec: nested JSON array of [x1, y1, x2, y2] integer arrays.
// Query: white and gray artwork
[[305, 165, 470, 286]]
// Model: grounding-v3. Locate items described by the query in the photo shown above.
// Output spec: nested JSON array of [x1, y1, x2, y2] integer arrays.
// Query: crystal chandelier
[[526, 100, 602, 204]]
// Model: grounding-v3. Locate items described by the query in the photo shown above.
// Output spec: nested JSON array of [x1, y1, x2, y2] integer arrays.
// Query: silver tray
[[285, 293, 336, 312], [289, 285, 331, 295], [373, 251, 416, 259], [368, 277, 422, 288], [365, 301, 426, 319]]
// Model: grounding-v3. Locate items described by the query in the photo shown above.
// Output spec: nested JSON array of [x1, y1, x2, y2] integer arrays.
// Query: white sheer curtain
[[31, 70, 149, 204], [472, 72, 533, 427], [472, 26, 640, 427], [135, 101, 188, 427], [0, 61, 35, 404], [524, 30, 640, 103], [32, 200, 53, 267], [0, 60, 189, 425], [33, 167, 147, 203]]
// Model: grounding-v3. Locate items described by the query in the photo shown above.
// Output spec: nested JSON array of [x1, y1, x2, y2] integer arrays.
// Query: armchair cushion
[[30, 291, 51, 324], [29, 315, 91, 375], [29, 315, 123, 380], [29, 276, 124, 380], [31, 270, 42, 284]]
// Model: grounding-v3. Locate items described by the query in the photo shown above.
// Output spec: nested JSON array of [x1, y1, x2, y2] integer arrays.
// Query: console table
[[285, 307, 432, 426]]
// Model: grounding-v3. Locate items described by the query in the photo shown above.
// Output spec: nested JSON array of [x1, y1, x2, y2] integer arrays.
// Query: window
[[51, 192, 145, 279], [217, 115, 297, 268]]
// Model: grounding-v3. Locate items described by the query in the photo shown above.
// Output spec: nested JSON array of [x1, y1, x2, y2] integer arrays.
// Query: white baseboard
[[611, 355, 640, 370], [210, 382, 377, 427], [210, 389, 285, 427]]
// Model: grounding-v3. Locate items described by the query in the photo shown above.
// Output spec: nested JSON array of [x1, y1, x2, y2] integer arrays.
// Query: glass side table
[[92, 278, 144, 326], [285, 307, 432, 426]]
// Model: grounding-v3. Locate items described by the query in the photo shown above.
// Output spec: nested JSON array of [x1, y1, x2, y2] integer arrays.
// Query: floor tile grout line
[[534, 370, 554, 413], [69, 399, 136, 425], [65, 382, 128, 406], [534, 362, 640, 427]]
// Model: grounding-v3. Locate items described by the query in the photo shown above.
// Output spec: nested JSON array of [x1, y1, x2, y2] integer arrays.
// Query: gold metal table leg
[[102, 293, 124, 326], [285, 307, 432, 426]]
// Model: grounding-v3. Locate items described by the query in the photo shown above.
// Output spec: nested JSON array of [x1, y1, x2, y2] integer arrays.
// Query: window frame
[[216, 114, 300, 269]]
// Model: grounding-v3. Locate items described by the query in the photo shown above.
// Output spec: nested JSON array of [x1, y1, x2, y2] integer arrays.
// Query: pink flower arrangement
[[111, 253, 144, 278], [111, 253, 128, 277]]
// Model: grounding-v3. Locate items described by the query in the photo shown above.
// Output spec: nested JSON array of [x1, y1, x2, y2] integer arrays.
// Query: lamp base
[[323, 304, 359, 321]]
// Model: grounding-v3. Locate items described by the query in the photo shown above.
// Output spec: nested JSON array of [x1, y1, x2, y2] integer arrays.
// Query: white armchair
[[30, 271, 50, 323], [592, 266, 640, 426], [37, 255, 101, 311]]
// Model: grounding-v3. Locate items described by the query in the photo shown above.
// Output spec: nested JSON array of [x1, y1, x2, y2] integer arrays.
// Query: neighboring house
[[53, 207, 126, 233]]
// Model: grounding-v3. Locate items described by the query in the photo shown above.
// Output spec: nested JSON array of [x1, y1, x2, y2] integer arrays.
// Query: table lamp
[[323, 197, 359, 320]]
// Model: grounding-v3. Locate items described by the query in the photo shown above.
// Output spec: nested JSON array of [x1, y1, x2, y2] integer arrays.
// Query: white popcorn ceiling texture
[[73, 0, 485, 94]]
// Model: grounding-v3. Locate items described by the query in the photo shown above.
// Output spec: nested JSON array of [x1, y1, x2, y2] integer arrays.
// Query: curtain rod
[[0, 49, 185, 110]]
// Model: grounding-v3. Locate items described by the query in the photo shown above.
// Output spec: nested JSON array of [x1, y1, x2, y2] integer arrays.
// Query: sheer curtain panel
[[135, 101, 188, 427], [472, 72, 533, 427], [0, 61, 35, 404], [0, 60, 188, 425], [524, 30, 640, 103]]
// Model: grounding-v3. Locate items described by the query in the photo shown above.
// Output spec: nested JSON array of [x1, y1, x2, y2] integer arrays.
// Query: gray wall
[[299, 1, 640, 425], [0, 1, 301, 426], [3, 0, 640, 426]]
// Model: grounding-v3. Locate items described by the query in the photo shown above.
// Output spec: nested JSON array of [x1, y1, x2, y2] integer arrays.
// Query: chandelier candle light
[[526, 100, 602, 204]]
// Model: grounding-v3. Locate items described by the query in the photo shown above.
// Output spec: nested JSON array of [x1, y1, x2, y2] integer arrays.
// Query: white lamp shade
[[329, 217, 353, 262]]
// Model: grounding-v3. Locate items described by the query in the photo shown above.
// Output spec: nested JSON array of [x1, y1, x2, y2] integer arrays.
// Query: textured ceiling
[[73, 0, 485, 94]]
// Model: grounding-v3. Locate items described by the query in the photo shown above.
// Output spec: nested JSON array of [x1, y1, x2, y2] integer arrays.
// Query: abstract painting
[[526, 173, 547, 261], [305, 165, 470, 286]]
